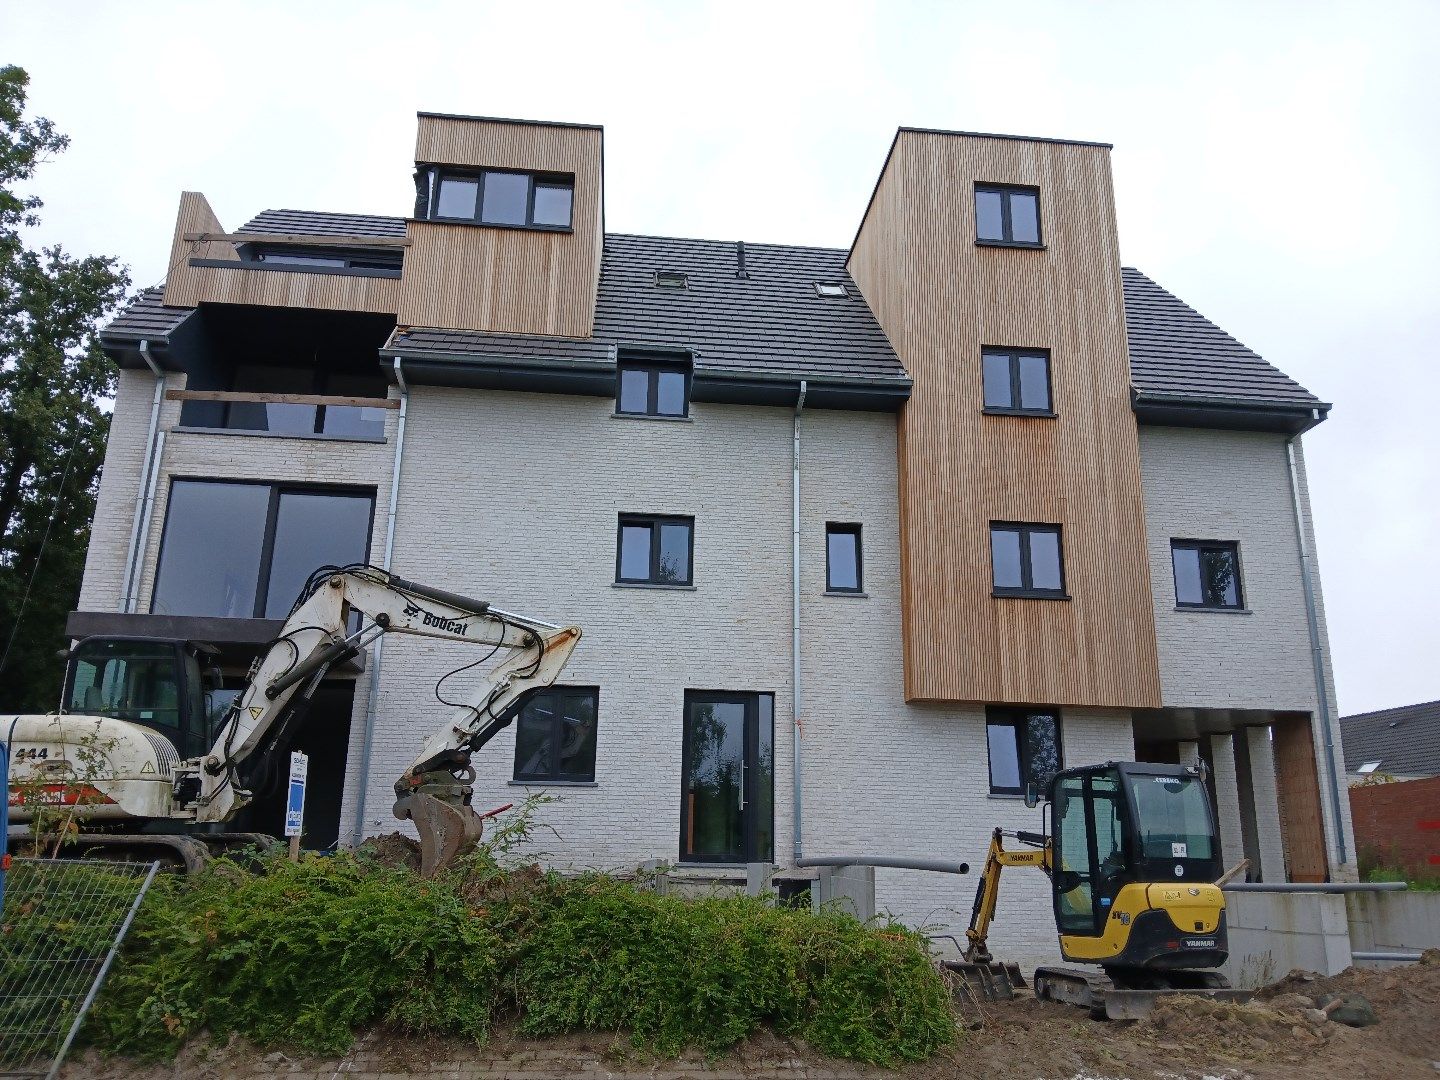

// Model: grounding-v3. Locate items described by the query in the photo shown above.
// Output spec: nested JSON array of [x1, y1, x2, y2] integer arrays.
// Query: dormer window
[[655, 271, 688, 289], [815, 282, 848, 298], [429, 168, 574, 230]]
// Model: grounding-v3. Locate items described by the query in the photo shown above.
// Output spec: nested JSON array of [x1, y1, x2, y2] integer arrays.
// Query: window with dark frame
[[990, 522, 1067, 598], [982, 348, 1052, 415], [616, 358, 691, 418], [430, 168, 574, 230], [151, 480, 374, 620], [513, 686, 599, 783], [616, 515, 694, 586], [825, 523, 863, 593], [974, 183, 1042, 246], [986, 707, 1062, 795], [1171, 540, 1244, 609]]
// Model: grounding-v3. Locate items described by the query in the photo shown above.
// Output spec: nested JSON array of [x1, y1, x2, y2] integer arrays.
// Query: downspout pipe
[[791, 380, 807, 863], [1285, 428, 1348, 870], [351, 357, 409, 847], [118, 341, 166, 613]]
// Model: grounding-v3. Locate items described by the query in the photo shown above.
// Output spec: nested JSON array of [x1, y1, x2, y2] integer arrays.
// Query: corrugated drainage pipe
[[118, 341, 166, 613], [1285, 430, 1348, 869], [350, 357, 409, 847], [791, 380, 807, 863]]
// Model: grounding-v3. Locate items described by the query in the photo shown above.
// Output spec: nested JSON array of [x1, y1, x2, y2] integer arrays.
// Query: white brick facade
[[76, 377, 1354, 944], [1138, 426, 1355, 876]]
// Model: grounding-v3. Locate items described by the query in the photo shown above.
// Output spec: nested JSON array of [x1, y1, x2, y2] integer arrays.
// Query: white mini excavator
[[5, 567, 581, 876]]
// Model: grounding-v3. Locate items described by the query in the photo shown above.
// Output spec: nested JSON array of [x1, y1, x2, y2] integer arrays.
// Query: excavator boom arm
[[188, 568, 581, 872]]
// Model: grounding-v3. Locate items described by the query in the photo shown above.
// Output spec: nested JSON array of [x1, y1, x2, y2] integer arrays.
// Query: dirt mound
[[357, 831, 421, 872], [1256, 954, 1440, 1059]]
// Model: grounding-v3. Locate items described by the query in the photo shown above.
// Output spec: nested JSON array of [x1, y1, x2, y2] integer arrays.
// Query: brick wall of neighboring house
[[1349, 776, 1440, 874]]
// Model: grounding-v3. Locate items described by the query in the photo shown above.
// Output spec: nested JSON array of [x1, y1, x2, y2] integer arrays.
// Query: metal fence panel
[[0, 858, 159, 1079]]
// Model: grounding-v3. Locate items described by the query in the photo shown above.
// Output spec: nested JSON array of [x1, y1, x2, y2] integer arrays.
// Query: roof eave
[[1132, 390, 1330, 435]]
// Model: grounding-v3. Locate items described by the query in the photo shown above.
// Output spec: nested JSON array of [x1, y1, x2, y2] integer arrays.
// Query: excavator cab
[[1048, 762, 1226, 969], [62, 637, 218, 759]]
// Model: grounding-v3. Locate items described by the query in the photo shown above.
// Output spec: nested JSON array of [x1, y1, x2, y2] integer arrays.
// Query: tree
[[0, 65, 130, 710]]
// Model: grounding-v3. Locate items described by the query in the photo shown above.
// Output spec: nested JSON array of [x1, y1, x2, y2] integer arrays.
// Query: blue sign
[[284, 752, 307, 838]]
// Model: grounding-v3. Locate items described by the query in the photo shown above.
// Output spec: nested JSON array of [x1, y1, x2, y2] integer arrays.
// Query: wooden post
[[289, 834, 301, 862]]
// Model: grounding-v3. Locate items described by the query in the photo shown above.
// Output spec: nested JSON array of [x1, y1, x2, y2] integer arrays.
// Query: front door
[[680, 691, 774, 863]]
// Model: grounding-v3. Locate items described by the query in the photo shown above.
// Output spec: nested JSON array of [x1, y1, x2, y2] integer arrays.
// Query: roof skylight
[[815, 281, 848, 298], [655, 270, 688, 290]]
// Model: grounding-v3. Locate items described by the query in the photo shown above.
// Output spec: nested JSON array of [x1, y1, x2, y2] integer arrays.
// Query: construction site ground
[[61, 957, 1440, 1080]]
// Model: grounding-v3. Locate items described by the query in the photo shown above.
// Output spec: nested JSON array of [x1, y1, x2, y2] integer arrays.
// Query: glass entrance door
[[681, 692, 773, 863]]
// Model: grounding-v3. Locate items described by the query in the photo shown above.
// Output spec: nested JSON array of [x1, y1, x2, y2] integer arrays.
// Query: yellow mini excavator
[[953, 760, 1253, 1019]]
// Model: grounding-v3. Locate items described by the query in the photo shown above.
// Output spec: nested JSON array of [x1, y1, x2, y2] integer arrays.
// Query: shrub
[[92, 856, 502, 1056], [87, 855, 954, 1065]]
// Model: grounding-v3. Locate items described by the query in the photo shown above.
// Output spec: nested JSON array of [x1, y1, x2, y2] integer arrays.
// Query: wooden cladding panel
[[162, 192, 400, 314], [400, 117, 603, 336], [415, 115, 600, 174], [1273, 714, 1329, 882], [849, 131, 1162, 708]]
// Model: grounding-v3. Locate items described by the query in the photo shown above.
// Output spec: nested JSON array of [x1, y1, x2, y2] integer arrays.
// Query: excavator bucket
[[941, 959, 1028, 1002], [393, 793, 486, 877]]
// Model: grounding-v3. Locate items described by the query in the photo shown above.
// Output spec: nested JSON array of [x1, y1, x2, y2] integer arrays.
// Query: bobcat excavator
[[5, 566, 581, 876], [952, 761, 1253, 1019]]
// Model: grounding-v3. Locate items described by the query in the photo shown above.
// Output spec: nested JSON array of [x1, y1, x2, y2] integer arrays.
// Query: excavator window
[[65, 639, 196, 751], [1125, 770, 1219, 881], [1052, 768, 1132, 937]]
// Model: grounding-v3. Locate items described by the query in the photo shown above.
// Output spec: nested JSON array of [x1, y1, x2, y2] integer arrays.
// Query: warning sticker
[[249, 706, 263, 721], [140, 761, 155, 774]]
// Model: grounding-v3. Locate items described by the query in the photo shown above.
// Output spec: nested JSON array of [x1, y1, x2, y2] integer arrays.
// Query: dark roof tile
[[238, 208, 409, 238], [1341, 699, 1440, 777], [1122, 267, 1326, 410], [99, 286, 196, 342]]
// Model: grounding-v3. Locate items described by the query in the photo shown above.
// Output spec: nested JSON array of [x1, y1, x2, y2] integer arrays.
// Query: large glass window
[[151, 481, 373, 619], [513, 687, 599, 783], [982, 348, 1053, 415], [985, 707, 1062, 795], [616, 515, 693, 586], [975, 183, 1042, 246], [990, 522, 1067, 598], [430, 169, 574, 230], [1171, 540, 1243, 609]]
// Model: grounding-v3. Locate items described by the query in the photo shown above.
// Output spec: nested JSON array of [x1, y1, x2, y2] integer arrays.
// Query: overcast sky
[[5, 1, 1437, 716]]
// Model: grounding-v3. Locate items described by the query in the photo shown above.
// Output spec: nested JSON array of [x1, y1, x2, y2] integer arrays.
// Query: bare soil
[[62, 956, 1440, 1079]]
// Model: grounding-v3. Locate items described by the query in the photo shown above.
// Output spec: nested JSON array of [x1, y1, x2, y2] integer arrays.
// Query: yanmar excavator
[[952, 761, 1253, 1019], [5, 566, 581, 876]]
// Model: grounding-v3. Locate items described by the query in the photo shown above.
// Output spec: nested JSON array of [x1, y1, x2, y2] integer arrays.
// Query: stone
[[1317, 992, 1378, 1028]]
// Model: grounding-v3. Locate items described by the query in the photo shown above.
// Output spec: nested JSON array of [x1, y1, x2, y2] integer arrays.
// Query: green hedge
[[89, 855, 954, 1065]]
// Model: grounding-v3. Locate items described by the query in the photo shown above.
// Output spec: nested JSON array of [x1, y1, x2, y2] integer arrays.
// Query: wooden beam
[[165, 389, 400, 410], [181, 231, 412, 249]]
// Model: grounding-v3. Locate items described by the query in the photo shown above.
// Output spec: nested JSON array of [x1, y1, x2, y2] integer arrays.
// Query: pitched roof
[[391, 233, 909, 387], [100, 209, 1328, 417], [1122, 267, 1327, 412], [593, 234, 906, 382], [1341, 700, 1440, 777], [99, 285, 196, 344], [240, 208, 409, 238]]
